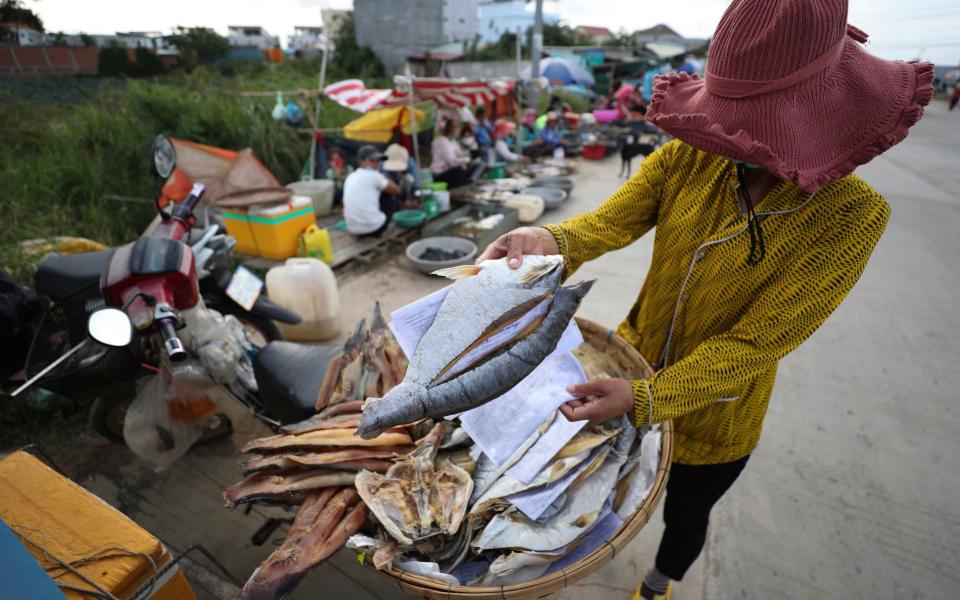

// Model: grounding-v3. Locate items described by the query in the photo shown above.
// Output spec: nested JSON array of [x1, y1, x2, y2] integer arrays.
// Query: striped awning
[[324, 77, 514, 113]]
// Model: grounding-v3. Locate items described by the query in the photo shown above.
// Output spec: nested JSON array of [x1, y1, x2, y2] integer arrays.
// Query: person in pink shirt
[[430, 119, 472, 189]]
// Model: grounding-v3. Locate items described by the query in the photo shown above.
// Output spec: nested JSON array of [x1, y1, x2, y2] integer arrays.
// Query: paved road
[[52, 101, 959, 600]]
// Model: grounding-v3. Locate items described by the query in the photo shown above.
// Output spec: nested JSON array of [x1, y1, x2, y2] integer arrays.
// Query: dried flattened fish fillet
[[240, 428, 412, 454], [239, 487, 366, 599], [223, 469, 357, 508], [356, 423, 473, 546]]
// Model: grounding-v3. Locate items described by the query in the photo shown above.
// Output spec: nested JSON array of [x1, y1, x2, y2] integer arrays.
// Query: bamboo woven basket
[[370, 317, 674, 599]]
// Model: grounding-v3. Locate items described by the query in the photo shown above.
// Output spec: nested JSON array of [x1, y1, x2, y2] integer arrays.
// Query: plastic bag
[[181, 304, 257, 392], [123, 363, 223, 471]]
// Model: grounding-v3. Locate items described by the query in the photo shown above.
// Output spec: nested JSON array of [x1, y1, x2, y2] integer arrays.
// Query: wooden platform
[[237, 212, 421, 279]]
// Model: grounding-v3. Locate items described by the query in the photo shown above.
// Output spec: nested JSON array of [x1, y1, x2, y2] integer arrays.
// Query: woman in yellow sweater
[[477, 1, 932, 598]]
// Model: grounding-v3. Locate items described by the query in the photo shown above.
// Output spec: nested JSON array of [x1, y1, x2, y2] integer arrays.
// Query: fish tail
[[371, 301, 387, 331], [431, 264, 482, 280], [518, 261, 561, 286]]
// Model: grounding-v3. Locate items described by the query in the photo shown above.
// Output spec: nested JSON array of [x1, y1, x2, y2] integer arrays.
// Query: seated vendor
[[430, 119, 472, 189], [492, 120, 521, 163], [525, 112, 566, 158], [382, 143, 419, 209], [343, 145, 401, 238], [325, 147, 353, 206]]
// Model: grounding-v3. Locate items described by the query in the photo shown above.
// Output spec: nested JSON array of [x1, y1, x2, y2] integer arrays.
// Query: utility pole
[[530, 0, 544, 111]]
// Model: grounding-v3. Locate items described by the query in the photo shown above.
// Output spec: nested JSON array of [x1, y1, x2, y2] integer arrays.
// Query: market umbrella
[[522, 57, 595, 87]]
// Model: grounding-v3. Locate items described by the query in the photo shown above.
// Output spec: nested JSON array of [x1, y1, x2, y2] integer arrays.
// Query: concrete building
[[575, 25, 613, 46], [353, 0, 480, 75], [227, 26, 279, 49], [444, 0, 480, 45], [3, 22, 45, 46], [289, 26, 326, 51], [477, 0, 559, 43]]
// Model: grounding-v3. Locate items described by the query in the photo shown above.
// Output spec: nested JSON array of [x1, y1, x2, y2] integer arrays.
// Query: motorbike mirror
[[87, 309, 133, 347], [149, 134, 176, 180]]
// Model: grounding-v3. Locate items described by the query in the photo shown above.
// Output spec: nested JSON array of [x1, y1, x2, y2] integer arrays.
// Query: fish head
[[357, 381, 428, 440], [477, 254, 564, 291]]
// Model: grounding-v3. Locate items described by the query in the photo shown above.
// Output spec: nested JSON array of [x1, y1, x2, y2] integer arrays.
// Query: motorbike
[[12, 135, 340, 453]]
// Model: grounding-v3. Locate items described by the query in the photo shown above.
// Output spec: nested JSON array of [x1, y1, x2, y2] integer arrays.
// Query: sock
[[643, 567, 671, 594]]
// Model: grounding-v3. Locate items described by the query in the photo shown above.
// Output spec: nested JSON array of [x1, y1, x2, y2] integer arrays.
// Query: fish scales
[[357, 278, 594, 439], [407, 256, 563, 383]]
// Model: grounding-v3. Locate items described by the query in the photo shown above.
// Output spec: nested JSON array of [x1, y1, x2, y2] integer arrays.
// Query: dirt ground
[[21, 98, 960, 600]]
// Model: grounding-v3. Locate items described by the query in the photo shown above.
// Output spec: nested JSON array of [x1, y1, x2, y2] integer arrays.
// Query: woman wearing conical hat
[[477, 1, 932, 597]]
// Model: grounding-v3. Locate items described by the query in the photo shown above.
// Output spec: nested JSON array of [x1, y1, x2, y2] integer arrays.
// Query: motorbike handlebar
[[158, 318, 188, 362], [170, 182, 206, 221]]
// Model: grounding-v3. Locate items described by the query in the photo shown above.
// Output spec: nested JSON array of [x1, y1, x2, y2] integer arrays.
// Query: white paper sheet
[[459, 346, 585, 466]]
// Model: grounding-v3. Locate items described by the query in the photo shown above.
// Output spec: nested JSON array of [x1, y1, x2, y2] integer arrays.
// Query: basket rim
[[367, 317, 673, 598]]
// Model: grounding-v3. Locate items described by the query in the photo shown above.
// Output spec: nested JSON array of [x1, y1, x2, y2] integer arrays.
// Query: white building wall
[[477, 0, 559, 43], [442, 0, 480, 43], [15, 27, 46, 46]]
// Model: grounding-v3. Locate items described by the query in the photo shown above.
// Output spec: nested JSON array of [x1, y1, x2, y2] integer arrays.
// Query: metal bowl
[[522, 186, 568, 210], [532, 176, 574, 194], [405, 236, 479, 275]]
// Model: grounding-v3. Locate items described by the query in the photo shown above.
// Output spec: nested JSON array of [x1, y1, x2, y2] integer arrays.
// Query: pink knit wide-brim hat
[[645, 0, 934, 192]]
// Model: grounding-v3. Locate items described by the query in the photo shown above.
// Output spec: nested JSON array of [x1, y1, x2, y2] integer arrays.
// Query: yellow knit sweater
[[545, 140, 890, 465]]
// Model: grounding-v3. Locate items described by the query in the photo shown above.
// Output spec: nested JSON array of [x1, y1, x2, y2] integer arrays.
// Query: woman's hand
[[560, 378, 634, 424], [475, 226, 560, 269]]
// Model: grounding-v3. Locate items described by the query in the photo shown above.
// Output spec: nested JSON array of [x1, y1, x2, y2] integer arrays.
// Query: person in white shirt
[[430, 119, 472, 188], [493, 119, 521, 163], [343, 146, 401, 237]]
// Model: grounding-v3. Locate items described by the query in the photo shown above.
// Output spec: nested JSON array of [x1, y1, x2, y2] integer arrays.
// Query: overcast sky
[[32, 0, 960, 65]]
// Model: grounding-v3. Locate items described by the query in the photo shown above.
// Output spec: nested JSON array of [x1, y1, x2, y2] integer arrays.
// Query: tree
[[128, 47, 166, 77], [98, 43, 132, 77], [330, 13, 384, 79], [0, 0, 43, 43], [166, 26, 229, 69], [603, 29, 635, 49], [50, 31, 67, 46], [80, 33, 94, 47], [466, 32, 521, 61]]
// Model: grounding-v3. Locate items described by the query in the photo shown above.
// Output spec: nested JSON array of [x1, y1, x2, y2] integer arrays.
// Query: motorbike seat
[[253, 341, 341, 424], [34, 250, 114, 301]]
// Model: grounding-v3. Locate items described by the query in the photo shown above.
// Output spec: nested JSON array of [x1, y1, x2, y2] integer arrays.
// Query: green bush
[[0, 64, 364, 282]]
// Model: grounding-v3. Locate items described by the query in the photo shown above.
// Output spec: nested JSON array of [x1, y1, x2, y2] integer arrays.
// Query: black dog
[[618, 134, 657, 178]]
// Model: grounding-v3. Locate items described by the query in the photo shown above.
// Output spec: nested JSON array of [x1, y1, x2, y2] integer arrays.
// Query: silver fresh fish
[[358, 257, 593, 439]]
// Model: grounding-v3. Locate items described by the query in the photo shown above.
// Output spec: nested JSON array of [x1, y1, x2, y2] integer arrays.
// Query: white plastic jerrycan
[[265, 257, 341, 341]]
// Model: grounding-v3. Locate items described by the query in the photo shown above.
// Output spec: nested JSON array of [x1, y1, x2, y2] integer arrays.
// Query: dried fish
[[358, 263, 594, 438], [280, 412, 361, 435], [355, 423, 473, 545], [317, 400, 364, 419], [315, 320, 366, 410], [240, 454, 393, 474], [473, 430, 633, 552], [240, 428, 412, 454], [223, 469, 357, 508], [240, 488, 366, 600]]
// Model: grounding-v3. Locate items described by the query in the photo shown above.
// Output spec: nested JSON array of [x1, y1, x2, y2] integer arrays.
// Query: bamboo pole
[[307, 37, 330, 179], [406, 76, 421, 170]]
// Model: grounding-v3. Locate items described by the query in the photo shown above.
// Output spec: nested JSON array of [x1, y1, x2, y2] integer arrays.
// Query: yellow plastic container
[[223, 195, 317, 260], [0, 451, 196, 600], [299, 224, 334, 264]]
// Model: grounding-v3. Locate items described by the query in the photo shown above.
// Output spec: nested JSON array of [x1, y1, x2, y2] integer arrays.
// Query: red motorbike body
[[100, 212, 199, 330]]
